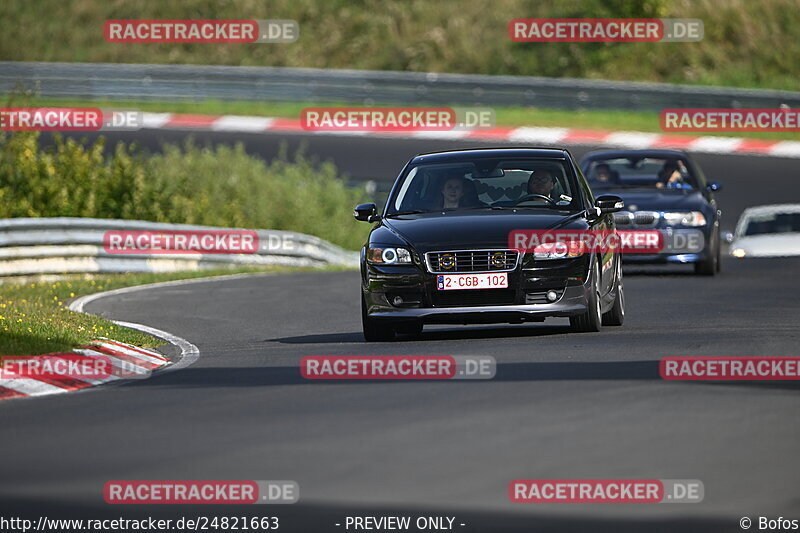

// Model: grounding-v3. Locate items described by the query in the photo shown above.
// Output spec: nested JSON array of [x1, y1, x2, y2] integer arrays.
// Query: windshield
[[584, 156, 697, 190], [388, 157, 579, 215], [742, 212, 800, 236]]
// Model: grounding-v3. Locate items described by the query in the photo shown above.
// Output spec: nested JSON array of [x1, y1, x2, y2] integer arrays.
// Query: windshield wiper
[[387, 210, 427, 216], [490, 204, 571, 210]]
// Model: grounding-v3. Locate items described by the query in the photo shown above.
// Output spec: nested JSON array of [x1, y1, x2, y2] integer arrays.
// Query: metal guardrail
[[2, 61, 800, 111], [0, 218, 358, 277]]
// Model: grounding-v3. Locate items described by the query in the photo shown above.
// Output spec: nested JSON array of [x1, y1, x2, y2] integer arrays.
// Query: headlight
[[732, 248, 746, 258], [532, 241, 584, 260], [663, 211, 707, 227], [367, 247, 412, 264]]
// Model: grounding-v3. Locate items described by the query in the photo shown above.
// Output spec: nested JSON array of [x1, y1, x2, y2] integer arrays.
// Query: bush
[[0, 131, 369, 250]]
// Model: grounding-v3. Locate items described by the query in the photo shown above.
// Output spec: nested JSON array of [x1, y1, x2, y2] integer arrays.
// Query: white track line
[[67, 274, 267, 375]]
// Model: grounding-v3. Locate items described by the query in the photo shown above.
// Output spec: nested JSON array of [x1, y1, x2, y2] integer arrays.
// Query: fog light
[[546, 290, 558, 302], [392, 296, 404, 306]]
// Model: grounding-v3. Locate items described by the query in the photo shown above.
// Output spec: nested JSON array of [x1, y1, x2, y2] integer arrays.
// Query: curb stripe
[[88, 345, 160, 370], [0, 377, 71, 396], [0, 386, 27, 399], [99, 339, 168, 361], [30, 375, 94, 391], [0, 339, 169, 402], [73, 348, 151, 378], [138, 112, 799, 158], [164, 114, 218, 128]]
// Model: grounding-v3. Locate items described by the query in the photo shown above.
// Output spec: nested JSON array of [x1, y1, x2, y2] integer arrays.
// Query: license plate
[[437, 272, 508, 291]]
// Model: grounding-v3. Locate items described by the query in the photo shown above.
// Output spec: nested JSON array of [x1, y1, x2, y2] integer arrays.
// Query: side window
[[687, 157, 708, 189]]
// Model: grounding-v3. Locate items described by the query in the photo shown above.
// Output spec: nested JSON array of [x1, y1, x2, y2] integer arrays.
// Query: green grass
[[27, 96, 800, 142], [1, 0, 799, 91], [0, 265, 353, 356]]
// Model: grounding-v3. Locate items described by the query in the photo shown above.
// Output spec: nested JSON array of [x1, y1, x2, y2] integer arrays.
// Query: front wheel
[[361, 294, 395, 342], [694, 234, 719, 276], [570, 262, 602, 333], [602, 261, 625, 326]]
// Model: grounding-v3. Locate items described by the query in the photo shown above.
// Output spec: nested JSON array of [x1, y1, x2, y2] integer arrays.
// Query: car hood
[[593, 188, 707, 212], [382, 211, 589, 251], [731, 233, 800, 257]]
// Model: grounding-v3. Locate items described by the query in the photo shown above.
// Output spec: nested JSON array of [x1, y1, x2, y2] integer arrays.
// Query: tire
[[694, 232, 719, 276], [602, 260, 625, 327], [570, 262, 602, 333], [361, 294, 395, 342]]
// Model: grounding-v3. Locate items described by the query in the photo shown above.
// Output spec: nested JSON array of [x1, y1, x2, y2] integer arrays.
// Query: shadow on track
[[267, 325, 572, 344], [130, 359, 800, 392]]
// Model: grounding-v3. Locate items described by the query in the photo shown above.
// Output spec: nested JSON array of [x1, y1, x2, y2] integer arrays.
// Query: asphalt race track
[[3, 132, 800, 532]]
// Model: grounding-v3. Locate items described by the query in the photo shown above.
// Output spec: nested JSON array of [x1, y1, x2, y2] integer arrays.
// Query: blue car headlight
[[663, 211, 707, 227]]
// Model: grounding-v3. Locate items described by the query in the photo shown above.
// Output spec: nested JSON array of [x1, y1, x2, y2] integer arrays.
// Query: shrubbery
[[0, 131, 369, 250]]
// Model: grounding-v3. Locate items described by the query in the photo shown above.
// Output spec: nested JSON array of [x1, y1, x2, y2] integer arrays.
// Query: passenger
[[657, 160, 693, 189]]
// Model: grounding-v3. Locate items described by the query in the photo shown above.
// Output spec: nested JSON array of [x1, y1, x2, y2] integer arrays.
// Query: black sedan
[[354, 147, 625, 341], [579, 149, 722, 275]]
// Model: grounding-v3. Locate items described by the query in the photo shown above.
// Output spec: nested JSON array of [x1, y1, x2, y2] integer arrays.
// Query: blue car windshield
[[585, 157, 697, 190]]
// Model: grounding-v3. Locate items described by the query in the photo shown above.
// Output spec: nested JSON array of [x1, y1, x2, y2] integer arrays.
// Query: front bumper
[[623, 252, 706, 264], [621, 227, 710, 264], [363, 255, 592, 324]]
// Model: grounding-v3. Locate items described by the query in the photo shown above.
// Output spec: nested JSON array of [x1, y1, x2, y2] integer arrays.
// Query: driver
[[527, 169, 556, 199], [438, 175, 466, 209], [594, 163, 616, 184]]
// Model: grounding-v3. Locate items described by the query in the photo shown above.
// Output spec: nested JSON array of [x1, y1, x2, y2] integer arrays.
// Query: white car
[[730, 204, 800, 258]]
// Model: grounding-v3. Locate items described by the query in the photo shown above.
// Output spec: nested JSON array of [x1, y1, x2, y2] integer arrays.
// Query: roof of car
[[740, 204, 800, 217], [412, 147, 570, 163], [580, 148, 690, 162]]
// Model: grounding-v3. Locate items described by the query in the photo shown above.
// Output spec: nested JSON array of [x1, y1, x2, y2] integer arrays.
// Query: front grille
[[426, 250, 518, 273], [614, 212, 634, 226], [634, 211, 659, 227], [431, 288, 517, 307], [614, 211, 659, 228]]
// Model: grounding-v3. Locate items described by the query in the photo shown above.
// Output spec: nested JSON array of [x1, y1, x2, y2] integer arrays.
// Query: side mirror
[[595, 195, 624, 214], [354, 203, 379, 222], [707, 181, 722, 192], [722, 231, 734, 244]]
